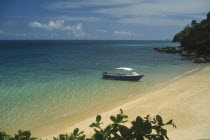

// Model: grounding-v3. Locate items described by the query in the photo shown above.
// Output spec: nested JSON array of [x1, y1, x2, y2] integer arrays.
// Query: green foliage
[[207, 11, 210, 21], [0, 132, 10, 140], [1, 110, 176, 140], [88, 109, 175, 140], [53, 128, 86, 140], [0, 131, 38, 140], [172, 11, 210, 54], [191, 20, 197, 26], [172, 25, 191, 42]]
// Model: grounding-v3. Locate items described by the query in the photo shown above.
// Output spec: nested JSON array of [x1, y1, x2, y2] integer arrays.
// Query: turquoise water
[[0, 40, 198, 133]]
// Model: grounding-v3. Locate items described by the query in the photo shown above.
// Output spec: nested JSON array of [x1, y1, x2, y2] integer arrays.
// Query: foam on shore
[[170, 67, 199, 81]]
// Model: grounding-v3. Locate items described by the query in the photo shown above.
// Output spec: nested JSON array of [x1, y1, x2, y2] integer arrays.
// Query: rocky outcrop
[[188, 52, 197, 57], [154, 46, 210, 63], [194, 58, 208, 63], [154, 46, 181, 54], [180, 51, 189, 56], [204, 56, 210, 62]]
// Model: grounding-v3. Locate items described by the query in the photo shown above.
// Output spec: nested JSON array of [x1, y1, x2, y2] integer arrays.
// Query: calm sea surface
[[0, 40, 198, 133]]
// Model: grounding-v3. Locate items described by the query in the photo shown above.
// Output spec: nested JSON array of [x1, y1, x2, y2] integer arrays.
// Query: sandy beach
[[34, 65, 210, 140], [1, 1, 209, 139]]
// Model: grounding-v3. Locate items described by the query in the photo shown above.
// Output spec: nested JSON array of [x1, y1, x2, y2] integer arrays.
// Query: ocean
[[0, 40, 199, 133]]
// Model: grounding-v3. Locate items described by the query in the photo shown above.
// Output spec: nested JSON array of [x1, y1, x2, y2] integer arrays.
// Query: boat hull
[[102, 72, 144, 81]]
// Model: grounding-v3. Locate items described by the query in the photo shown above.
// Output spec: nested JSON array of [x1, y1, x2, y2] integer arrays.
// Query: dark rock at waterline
[[180, 51, 189, 56], [204, 56, 210, 62], [193, 58, 208, 63], [154, 46, 181, 54], [154, 46, 210, 63], [188, 52, 197, 57]]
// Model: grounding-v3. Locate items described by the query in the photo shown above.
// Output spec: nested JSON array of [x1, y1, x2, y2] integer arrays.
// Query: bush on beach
[[0, 109, 176, 140]]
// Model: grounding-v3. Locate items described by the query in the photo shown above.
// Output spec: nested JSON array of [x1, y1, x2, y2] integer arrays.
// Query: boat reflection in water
[[102, 67, 145, 81]]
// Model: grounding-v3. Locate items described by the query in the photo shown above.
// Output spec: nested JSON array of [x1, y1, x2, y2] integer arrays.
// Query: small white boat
[[102, 67, 145, 81]]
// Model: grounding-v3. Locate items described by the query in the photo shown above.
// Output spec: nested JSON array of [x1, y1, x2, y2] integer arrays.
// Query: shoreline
[[30, 64, 210, 140]]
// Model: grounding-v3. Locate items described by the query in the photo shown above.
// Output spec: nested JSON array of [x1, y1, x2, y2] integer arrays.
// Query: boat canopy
[[116, 67, 133, 71]]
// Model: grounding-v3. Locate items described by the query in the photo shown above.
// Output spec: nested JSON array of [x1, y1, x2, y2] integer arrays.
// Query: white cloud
[[29, 20, 85, 37], [191, 15, 206, 20], [47, 0, 141, 9], [48, 0, 210, 16], [118, 17, 191, 26], [96, 29, 107, 33], [29, 20, 64, 31], [114, 31, 135, 36], [46, 0, 210, 27], [61, 16, 101, 22], [96, 0, 209, 26], [96, 0, 210, 17], [64, 23, 84, 37]]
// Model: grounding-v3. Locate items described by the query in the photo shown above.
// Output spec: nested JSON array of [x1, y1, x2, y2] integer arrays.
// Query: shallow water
[[0, 40, 198, 133]]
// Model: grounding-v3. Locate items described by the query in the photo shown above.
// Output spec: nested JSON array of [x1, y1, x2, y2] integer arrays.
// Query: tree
[[172, 11, 210, 54], [207, 11, 210, 21], [191, 20, 197, 26]]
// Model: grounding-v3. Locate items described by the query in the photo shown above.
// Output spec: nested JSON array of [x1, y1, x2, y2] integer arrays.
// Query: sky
[[0, 0, 209, 40]]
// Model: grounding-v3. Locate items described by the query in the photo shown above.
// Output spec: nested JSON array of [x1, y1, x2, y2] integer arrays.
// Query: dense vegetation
[[172, 11, 210, 54], [0, 110, 176, 140]]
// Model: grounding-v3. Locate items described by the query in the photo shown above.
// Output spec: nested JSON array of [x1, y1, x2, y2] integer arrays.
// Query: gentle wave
[[170, 68, 199, 81]]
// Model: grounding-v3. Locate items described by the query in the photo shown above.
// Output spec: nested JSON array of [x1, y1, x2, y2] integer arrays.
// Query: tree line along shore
[[154, 11, 210, 63]]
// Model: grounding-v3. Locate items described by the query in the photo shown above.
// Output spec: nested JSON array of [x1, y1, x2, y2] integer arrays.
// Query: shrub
[[1, 109, 176, 140]]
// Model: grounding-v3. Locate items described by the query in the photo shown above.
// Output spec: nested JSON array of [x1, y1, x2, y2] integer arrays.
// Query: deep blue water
[[0, 40, 198, 133]]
